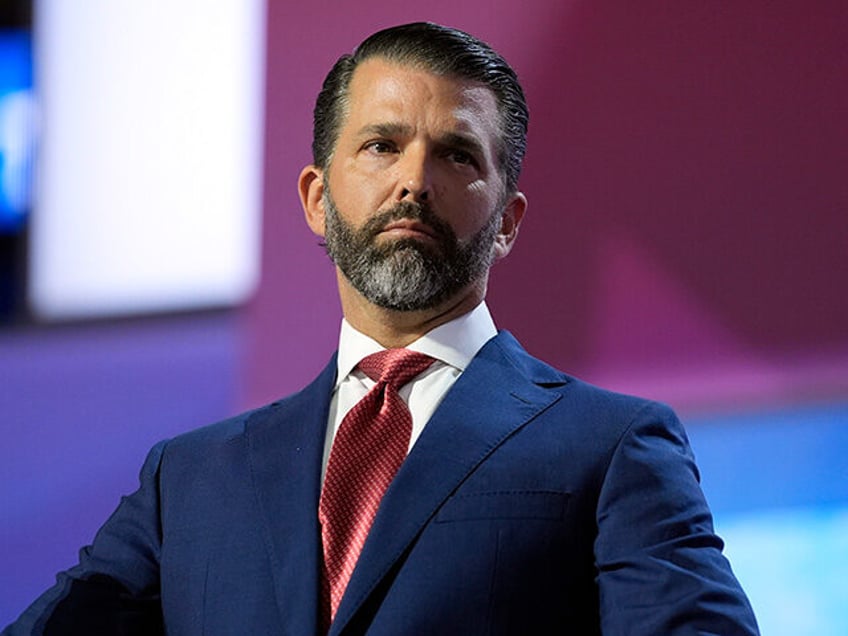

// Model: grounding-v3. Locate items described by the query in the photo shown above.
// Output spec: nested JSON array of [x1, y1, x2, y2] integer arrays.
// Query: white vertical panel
[[30, 0, 265, 319]]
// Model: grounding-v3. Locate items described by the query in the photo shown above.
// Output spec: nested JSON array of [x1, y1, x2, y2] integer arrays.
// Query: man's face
[[304, 57, 523, 311]]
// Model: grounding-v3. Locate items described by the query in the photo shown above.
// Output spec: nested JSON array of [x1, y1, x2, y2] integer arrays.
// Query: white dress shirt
[[321, 302, 498, 481]]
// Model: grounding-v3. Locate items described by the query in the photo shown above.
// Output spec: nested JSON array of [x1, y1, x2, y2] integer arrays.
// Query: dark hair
[[312, 22, 528, 193]]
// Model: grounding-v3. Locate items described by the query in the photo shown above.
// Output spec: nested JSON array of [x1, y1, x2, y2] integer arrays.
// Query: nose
[[395, 147, 432, 203]]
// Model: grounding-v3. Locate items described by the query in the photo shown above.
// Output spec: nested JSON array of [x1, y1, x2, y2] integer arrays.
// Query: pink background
[[247, 0, 848, 411]]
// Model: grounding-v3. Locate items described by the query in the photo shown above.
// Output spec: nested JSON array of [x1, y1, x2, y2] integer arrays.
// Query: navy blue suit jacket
[[5, 331, 758, 635]]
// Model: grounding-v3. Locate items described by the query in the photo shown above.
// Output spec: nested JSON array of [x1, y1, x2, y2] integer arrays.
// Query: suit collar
[[331, 331, 566, 634], [245, 355, 337, 636]]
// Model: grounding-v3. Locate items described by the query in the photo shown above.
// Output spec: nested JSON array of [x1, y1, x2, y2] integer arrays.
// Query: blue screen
[[687, 402, 848, 635], [0, 29, 34, 233]]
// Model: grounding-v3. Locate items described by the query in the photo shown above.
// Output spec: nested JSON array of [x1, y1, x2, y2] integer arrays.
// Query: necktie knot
[[357, 348, 435, 389]]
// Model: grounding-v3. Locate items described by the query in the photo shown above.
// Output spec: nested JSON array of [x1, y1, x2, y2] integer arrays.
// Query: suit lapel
[[245, 356, 337, 636], [331, 332, 565, 634]]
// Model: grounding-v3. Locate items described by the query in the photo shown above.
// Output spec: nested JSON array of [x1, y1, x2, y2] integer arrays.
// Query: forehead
[[342, 57, 502, 142]]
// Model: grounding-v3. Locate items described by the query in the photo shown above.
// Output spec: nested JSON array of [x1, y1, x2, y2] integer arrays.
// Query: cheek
[[332, 164, 395, 218], [446, 185, 500, 237]]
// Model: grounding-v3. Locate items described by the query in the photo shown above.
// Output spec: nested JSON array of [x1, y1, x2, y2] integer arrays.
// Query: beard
[[321, 189, 502, 312]]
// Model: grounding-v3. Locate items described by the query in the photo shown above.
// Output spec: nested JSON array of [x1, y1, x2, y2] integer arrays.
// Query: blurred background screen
[[0, 2, 34, 321], [0, 0, 265, 323], [0, 29, 33, 233]]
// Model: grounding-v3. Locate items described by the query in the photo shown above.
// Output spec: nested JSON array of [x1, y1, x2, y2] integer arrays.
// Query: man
[[5, 22, 758, 635]]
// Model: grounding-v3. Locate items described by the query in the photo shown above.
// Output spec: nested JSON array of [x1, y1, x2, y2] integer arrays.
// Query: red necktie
[[319, 348, 435, 625]]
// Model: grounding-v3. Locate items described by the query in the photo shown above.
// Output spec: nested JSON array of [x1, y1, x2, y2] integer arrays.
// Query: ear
[[492, 191, 527, 260], [298, 164, 326, 237]]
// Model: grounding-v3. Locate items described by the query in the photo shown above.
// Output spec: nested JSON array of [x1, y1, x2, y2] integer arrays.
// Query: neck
[[337, 270, 487, 348]]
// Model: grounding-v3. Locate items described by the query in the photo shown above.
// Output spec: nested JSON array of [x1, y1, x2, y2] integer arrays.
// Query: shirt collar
[[335, 301, 498, 387]]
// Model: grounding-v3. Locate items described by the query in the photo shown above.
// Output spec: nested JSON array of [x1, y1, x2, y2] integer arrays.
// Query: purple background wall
[[2, 0, 847, 628]]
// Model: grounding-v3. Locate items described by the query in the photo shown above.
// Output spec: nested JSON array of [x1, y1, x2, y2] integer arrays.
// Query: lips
[[379, 219, 439, 240]]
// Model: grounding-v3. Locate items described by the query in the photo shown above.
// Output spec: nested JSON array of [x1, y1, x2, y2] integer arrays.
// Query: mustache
[[361, 201, 455, 243]]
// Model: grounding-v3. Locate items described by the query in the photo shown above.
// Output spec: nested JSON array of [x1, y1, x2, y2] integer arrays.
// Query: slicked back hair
[[311, 22, 529, 194]]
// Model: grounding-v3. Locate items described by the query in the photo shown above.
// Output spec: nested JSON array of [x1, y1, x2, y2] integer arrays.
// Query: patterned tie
[[319, 348, 435, 625]]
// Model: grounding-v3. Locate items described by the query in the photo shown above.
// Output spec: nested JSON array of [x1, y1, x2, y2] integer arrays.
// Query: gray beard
[[322, 191, 501, 312]]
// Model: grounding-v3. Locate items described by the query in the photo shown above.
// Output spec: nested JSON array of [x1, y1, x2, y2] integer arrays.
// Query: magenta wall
[[246, 1, 848, 412]]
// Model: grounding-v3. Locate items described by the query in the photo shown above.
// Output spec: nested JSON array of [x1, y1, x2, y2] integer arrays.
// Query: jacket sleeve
[[2, 441, 168, 636], [594, 402, 760, 635]]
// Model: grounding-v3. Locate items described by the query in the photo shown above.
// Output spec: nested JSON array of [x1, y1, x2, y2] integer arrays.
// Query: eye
[[445, 149, 477, 167], [363, 140, 397, 154]]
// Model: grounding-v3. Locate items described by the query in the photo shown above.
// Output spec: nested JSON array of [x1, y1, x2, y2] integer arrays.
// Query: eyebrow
[[356, 122, 414, 139]]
